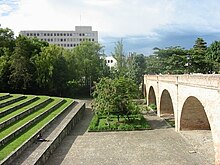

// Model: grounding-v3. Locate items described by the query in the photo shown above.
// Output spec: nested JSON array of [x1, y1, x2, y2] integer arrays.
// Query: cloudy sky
[[1, 0, 220, 55]]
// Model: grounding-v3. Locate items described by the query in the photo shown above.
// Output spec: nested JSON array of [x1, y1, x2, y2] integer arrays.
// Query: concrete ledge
[[20, 101, 85, 165], [0, 96, 39, 118], [0, 95, 26, 108], [0, 100, 78, 165], [0, 98, 64, 147], [0, 94, 11, 101], [0, 97, 51, 130]]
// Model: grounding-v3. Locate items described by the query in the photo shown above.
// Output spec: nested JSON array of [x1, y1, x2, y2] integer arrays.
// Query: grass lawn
[[0, 98, 73, 161], [89, 114, 151, 132]]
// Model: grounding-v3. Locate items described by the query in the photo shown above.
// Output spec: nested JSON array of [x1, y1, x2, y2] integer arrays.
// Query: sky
[[1, 0, 220, 55]]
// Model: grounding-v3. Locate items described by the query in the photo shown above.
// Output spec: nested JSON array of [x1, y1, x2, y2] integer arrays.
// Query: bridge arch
[[180, 96, 210, 130], [160, 89, 174, 116], [148, 86, 157, 106]]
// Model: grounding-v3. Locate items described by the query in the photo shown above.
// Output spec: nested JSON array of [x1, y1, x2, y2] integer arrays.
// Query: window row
[[26, 32, 95, 37], [40, 38, 95, 42], [106, 60, 114, 63], [56, 43, 79, 47]]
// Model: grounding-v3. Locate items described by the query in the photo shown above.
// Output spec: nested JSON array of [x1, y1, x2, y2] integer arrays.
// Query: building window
[[61, 39, 63, 42], [70, 33, 72, 36], [60, 33, 63, 36], [67, 33, 69, 36], [64, 33, 66, 36], [79, 38, 82, 41], [67, 44, 69, 47], [54, 33, 56, 36], [64, 38, 66, 42], [37, 33, 39, 36], [92, 39, 94, 41], [70, 44, 73, 47], [64, 44, 66, 47], [44, 33, 46, 36], [57, 33, 59, 36], [30, 33, 33, 36], [51, 39, 53, 42], [61, 44, 63, 46], [51, 33, 53, 36], [27, 33, 29, 36], [48, 39, 50, 42], [58, 44, 60, 46], [47, 33, 50, 36], [33, 33, 36, 36]]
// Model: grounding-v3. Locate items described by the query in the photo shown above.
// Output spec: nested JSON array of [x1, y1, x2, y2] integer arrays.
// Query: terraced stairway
[[0, 93, 85, 165]]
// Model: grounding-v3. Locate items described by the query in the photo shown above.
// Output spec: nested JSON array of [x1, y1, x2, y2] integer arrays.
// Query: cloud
[[1, 0, 220, 55], [0, 0, 19, 16]]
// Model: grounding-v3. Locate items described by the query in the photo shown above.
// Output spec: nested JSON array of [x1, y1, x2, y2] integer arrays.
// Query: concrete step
[[14, 101, 85, 165]]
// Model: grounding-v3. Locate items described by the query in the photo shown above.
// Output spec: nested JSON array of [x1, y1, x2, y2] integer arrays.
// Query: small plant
[[149, 104, 157, 111]]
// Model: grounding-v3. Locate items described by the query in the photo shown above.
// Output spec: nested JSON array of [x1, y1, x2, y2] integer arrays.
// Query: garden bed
[[88, 114, 151, 132]]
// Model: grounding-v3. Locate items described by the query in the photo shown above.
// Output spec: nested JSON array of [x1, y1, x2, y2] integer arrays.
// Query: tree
[[206, 41, 220, 73], [151, 46, 188, 74], [189, 38, 208, 73], [34, 44, 68, 96], [93, 77, 139, 122], [69, 41, 106, 95], [112, 40, 127, 77], [0, 27, 15, 56], [127, 53, 146, 85]]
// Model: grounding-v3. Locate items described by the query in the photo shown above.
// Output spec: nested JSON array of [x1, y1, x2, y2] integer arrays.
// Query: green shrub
[[88, 114, 99, 131], [149, 104, 157, 110]]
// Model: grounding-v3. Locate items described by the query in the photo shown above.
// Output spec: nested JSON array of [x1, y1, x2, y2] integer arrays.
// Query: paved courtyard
[[46, 102, 214, 165]]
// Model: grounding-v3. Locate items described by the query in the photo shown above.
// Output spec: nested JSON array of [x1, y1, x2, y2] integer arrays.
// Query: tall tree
[[206, 41, 220, 73], [72, 41, 104, 86], [127, 53, 146, 85], [112, 40, 127, 76], [189, 38, 208, 73], [152, 46, 188, 74], [34, 45, 67, 96], [0, 27, 15, 56]]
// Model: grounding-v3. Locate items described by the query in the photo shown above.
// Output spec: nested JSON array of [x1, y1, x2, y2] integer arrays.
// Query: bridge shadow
[[144, 111, 172, 129]]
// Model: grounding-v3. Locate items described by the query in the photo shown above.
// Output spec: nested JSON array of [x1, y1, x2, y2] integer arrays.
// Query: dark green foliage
[[0, 27, 108, 97], [149, 46, 188, 74], [93, 77, 139, 121], [88, 114, 151, 131], [206, 41, 220, 73], [188, 38, 209, 73]]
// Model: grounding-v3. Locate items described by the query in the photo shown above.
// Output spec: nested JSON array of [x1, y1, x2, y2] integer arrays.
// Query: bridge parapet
[[178, 74, 220, 89], [145, 74, 220, 89]]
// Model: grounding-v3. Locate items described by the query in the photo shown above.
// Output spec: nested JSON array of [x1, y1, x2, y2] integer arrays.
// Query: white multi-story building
[[20, 26, 98, 49]]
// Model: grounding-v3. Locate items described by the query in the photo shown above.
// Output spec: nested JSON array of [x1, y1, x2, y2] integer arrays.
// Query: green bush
[[88, 114, 99, 131], [149, 104, 157, 110], [88, 114, 151, 132]]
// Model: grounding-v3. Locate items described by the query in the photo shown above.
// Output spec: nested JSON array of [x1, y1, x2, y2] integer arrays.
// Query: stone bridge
[[144, 74, 220, 165]]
